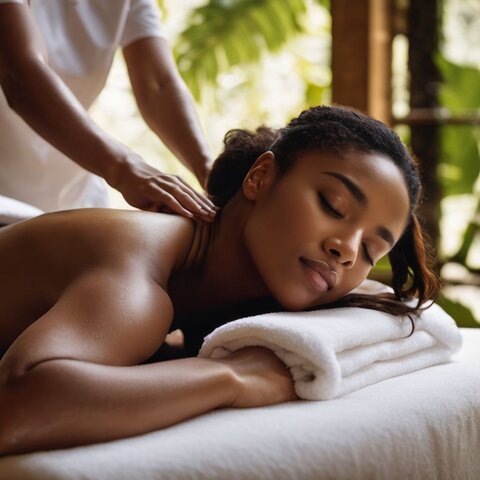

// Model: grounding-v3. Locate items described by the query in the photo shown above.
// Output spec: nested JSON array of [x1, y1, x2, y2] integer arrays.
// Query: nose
[[323, 231, 361, 269]]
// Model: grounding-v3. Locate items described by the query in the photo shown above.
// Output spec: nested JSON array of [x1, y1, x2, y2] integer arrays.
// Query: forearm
[[0, 356, 235, 455], [1, 58, 127, 185], [136, 75, 211, 181]]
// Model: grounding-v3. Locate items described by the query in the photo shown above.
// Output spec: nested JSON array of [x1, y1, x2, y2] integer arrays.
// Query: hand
[[112, 155, 218, 222], [217, 346, 299, 409]]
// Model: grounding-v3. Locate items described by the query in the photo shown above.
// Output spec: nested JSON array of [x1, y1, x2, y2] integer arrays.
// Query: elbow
[[0, 57, 44, 113], [0, 357, 84, 456], [0, 73, 21, 112], [0, 360, 53, 456], [0, 381, 27, 456], [1, 66, 25, 112], [0, 403, 33, 457], [135, 73, 182, 116]]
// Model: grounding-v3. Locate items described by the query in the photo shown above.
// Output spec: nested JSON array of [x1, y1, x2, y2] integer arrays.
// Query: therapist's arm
[[123, 37, 212, 188], [0, 3, 216, 219]]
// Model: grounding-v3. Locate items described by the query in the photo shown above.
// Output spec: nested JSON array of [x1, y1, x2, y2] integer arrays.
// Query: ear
[[242, 151, 277, 201]]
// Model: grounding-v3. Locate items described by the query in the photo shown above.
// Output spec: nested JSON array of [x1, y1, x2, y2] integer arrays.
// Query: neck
[[169, 197, 270, 314]]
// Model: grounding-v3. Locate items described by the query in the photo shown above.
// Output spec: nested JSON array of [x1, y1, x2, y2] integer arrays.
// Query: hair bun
[[207, 127, 278, 207]]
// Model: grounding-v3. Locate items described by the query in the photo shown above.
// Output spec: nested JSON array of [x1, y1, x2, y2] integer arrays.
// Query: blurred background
[[90, 0, 480, 325]]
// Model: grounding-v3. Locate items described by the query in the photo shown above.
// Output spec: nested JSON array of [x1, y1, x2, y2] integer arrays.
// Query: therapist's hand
[[111, 155, 218, 222]]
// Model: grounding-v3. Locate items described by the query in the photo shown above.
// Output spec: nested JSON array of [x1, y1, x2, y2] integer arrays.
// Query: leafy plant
[[436, 295, 479, 328], [173, 0, 309, 100], [436, 55, 480, 268], [436, 55, 480, 197]]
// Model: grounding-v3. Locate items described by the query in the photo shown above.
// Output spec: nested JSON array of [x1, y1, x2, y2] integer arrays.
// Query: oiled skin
[[0, 209, 296, 455], [0, 146, 408, 455], [0, 209, 186, 354]]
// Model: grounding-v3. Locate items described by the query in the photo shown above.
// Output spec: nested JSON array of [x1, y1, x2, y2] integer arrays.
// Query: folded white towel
[[198, 300, 463, 400]]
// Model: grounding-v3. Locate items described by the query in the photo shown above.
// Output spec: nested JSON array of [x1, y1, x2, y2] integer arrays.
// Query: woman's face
[[243, 149, 410, 311]]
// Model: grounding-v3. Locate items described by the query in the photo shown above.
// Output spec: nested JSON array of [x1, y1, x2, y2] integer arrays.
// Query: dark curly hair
[[206, 105, 440, 324]]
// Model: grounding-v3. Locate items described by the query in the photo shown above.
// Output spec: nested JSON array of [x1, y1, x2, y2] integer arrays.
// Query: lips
[[300, 257, 338, 291]]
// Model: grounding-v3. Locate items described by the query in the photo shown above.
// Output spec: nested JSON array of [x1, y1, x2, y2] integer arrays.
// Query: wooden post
[[408, 0, 442, 254], [331, 0, 393, 125]]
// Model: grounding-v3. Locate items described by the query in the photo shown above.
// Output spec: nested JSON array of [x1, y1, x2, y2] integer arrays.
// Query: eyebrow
[[323, 171, 367, 205], [322, 171, 395, 247]]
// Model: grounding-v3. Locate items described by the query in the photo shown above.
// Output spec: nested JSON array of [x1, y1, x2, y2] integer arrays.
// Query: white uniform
[[0, 0, 164, 212]]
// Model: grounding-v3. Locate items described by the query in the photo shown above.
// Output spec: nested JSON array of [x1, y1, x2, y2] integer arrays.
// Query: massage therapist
[[0, 0, 217, 222]]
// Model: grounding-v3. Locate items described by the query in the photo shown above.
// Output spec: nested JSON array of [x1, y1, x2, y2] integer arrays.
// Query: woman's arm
[[0, 268, 236, 455], [0, 266, 297, 456], [0, 354, 235, 456]]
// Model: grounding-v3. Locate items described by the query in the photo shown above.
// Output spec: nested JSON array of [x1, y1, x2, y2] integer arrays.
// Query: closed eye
[[362, 244, 374, 266], [319, 194, 343, 219], [319, 194, 374, 266]]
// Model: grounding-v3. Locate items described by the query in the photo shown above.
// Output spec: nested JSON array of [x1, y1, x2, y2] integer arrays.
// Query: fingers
[[117, 161, 219, 221], [173, 175, 217, 213], [147, 179, 217, 222]]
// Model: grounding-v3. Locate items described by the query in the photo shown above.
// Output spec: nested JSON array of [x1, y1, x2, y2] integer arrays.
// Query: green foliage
[[450, 199, 480, 265], [436, 295, 480, 328], [436, 54, 480, 270], [174, 0, 308, 100], [436, 54, 480, 197], [305, 82, 328, 107]]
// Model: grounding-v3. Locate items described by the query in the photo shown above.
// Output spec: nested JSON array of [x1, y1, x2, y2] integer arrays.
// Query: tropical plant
[[172, 0, 329, 100], [437, 55, 480, 269]]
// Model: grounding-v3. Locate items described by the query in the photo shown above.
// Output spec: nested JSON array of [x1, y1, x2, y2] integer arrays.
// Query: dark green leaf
[[436, 295, 479, 328], [436, 54, 480, 196], [174, 0, 308, 100]]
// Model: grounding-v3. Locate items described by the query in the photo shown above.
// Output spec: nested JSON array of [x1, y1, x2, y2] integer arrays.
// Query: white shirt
[[0, 0, 164, 212]]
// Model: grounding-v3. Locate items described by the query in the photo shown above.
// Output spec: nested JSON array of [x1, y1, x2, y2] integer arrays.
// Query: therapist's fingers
[[145, 177, 217, 222], [113, 159, 218, 221], [171, 174, 217, 212]]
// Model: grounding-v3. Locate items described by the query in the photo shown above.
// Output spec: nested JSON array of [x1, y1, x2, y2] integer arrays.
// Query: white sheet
[[1, 328, 479, 480], [0, 195, 43, 225]]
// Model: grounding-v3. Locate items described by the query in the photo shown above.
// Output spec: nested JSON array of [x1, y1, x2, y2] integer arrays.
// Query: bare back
[[0, 209, 195, 355]]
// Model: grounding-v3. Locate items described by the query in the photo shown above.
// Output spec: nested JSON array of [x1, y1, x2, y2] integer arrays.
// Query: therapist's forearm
[[135, 74, 212, 183], [1, 57, 130, 185]]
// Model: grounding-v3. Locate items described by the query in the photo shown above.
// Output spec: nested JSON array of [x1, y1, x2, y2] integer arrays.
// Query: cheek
[[241, 195, 296, 294], [243, 199, 285, 271], [340, 269, 369, 295], [245, 186, 316, 257]]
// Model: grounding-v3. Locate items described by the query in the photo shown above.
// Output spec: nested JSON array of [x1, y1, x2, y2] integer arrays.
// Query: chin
[[281, 290, 348, 312], [275, 291, 316, 312]]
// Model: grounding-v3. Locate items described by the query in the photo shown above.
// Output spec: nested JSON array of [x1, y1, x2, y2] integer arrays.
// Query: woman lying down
[[0, 105, 440, 455]]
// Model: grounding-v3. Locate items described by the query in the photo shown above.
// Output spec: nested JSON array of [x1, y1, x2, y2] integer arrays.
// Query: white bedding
[[1, 328, 479, 480], [0, 195, 43, 226]]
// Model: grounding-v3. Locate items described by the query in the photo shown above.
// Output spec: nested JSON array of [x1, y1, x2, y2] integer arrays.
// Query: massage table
[[1, 327, 479, 480], [1, 195, 479, 479]]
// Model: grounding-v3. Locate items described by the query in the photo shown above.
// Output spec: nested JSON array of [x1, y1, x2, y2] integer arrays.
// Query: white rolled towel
[[198, 300, 463, 400]]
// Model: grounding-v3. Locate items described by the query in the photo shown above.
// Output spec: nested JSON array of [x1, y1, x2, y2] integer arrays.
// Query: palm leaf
[[174, 0, 308, 100]]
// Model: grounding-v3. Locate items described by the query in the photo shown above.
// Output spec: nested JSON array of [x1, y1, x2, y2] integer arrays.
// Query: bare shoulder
[[74, 208, 196, 284], [0, 267, 175, 378], [6, 208, 196, 283], [0, 209, 195, 351]]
